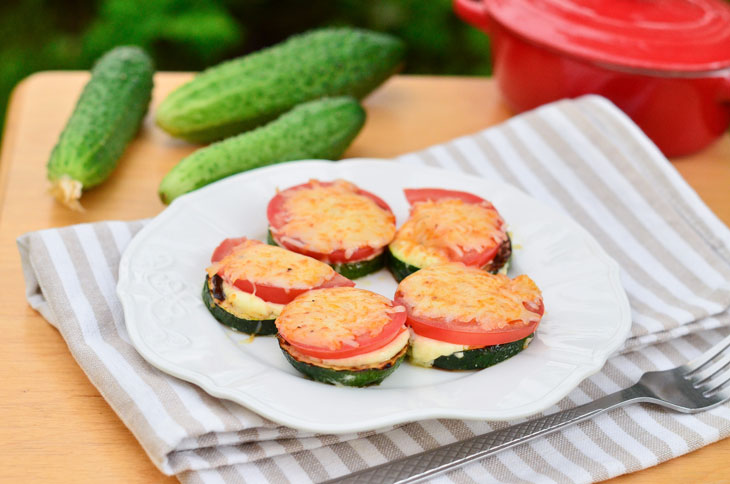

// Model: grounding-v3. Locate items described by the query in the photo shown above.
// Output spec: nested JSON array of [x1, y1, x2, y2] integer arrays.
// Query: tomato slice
[[267, 180, 393, 263], [404, 188, 490, 207], [232, 272, 354, 305], [211, 237, 252, 263], [394, 288, 543, 347], [210, 237, 355, 305], [269, 233, 382, 263], [285, 310, 407, 359], [402, 188, 505, 268], [406, 313, 539, 347]]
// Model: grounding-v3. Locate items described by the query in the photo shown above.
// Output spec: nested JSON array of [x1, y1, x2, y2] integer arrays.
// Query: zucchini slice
[[202, 276, 277, 335], [430, 334, 534, 371], [387, 247, 421, 282], [268, 229, 384, 279], [388, 234, 512, 282], [278, 336, 407, 387]]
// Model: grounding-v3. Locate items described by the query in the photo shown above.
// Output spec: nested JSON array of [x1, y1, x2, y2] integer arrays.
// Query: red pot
[[454, 0, 730, 157]]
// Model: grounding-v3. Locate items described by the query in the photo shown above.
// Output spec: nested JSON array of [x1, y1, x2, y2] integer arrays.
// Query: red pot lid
[[486, 0, 730, 72]]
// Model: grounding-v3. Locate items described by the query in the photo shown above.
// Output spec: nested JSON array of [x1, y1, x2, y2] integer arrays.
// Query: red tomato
[[232, 272, 354, 305], [210, 237, 355, 305], [266, 180, 393, 263], [406, 314, 539, 346], [404, 187, 505, 268], [394, 293, 543, 347], [454, 246, 499, 268], [285, 309, 408, 359], [211, 237, 253, 263], [404, 188, 491, 207]]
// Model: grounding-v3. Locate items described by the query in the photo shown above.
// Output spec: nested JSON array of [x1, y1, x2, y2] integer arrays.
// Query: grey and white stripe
[[18, 96, 730, 483]]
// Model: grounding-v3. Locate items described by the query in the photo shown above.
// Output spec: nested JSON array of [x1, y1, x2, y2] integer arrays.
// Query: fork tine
[[701, 371, 730, 398], [684, 333, 730, 374], [698, 367, 730, 395], [711, 385, 730, 404], [688, 350, 730, 386]]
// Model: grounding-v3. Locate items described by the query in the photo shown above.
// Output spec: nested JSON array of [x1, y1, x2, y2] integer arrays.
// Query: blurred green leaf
[[0, 0, 493, 141]]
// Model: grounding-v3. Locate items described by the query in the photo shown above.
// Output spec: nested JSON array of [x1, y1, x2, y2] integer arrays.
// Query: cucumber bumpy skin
[[158, 96, 365, 204], [156, 27, 403, 143], [47, 46, 154, 210]]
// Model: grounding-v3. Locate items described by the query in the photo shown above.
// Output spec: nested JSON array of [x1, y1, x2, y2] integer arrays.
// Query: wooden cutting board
[[0, 72, 728, 483]]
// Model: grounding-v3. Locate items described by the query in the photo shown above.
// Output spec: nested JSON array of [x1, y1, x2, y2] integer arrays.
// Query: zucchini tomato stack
[[388, 188, 512, 281], [204, 237, 354, 334], [266, 179, 396, 279], [395, 263, 544, 370], [276, 287, 409, 386]]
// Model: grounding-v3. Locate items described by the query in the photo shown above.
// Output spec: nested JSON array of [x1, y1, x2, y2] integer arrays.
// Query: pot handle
[[453, 0, 491, 32]]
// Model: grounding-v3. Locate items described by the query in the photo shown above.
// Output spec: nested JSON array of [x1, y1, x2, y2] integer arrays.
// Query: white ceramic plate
[[118, 159, 631, 434]]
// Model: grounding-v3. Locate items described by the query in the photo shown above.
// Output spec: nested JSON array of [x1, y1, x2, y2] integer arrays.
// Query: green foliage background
[[0, 0, 492, 139]]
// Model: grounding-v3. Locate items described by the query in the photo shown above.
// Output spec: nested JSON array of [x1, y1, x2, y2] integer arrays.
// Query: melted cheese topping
[[217, 280, 284, 320], [396, 263, 543, 331], [206, 240, 335, 290], [272, 180, 396, 258], [408, 329, 470, 368], [276, 287, 405, 350], [390, 198, 506, 266], [287, 330, 410, 369], [409, 330, 534, 367]]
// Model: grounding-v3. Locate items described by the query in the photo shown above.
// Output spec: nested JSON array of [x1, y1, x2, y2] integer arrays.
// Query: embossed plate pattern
[[118, 160, 631, 434]]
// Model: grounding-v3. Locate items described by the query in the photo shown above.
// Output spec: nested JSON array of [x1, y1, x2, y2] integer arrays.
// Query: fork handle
[[328, 386, 648, 484]]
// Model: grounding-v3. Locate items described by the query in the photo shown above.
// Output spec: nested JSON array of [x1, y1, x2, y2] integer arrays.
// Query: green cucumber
[[388, 235, 513, 282], [159, 97, 365, 203], [202, 276, 277, 335], [268, 229, 384, 279], [279, 336, 407, 387], [430, 334, 534, 371], [47, 46, 154, 210], [156, 28, 403, 143]]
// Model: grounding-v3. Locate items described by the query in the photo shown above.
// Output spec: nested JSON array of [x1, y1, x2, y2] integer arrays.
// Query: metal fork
[[328, 333, 730, 484]]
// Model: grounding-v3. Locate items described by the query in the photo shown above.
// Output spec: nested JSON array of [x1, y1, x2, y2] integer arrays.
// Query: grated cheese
[[206, 239, 335, 290], [276, 287, 404, 350], [396, 263, 543, 331], [272, 180, 396, 258], [390, 198, 506, 266], [216, 279, 284, 320]]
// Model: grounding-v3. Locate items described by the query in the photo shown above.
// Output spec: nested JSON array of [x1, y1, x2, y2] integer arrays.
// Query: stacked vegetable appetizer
[[204, 237, 353, 334], [276, 287, 409, 386], [267, 179, 396, 279], [395, 263, 543, 370], [202, 179, 544, 386], [388, 188, 511, 281]]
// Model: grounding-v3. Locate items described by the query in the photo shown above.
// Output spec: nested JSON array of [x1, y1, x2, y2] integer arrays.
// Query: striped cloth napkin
[[18, 95, 730, 483]]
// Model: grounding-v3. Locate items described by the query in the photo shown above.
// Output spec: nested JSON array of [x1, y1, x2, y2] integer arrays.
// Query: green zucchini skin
[[388, 235, 513, 282], [331, 253, 385, 279], [202, 276, 277, 335], [430, 334, 534, 371], [279, 336, 407, 387], [387, 247, 422, 283], [267, 229, 384, 279], [159, 97, 365, 204], [156, 28, 403, 143], [47, 46, 154, 207]]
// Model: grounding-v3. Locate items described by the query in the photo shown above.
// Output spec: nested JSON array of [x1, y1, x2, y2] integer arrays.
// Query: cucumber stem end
[[49, 176, 85, 211]]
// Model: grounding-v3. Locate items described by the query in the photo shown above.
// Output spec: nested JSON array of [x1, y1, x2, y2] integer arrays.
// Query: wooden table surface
[[1, 73, 729, 483]]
